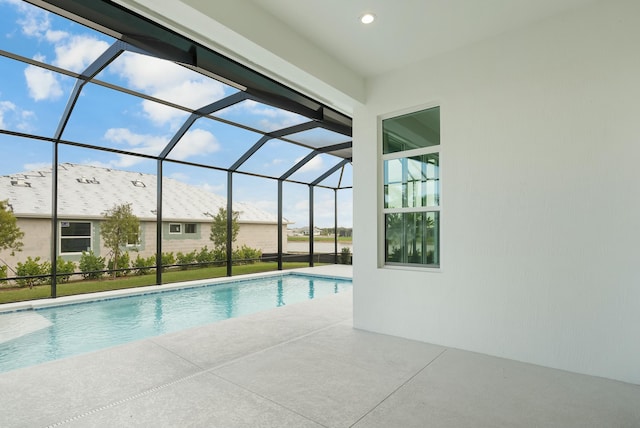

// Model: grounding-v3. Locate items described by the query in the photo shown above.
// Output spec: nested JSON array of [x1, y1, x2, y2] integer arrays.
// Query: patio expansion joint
[[347, 347, 449, 428], [203, 316, 353, 372], [206, 370, 332, 428], [42, 317, 351, 428], [43, 369, 206, 428]]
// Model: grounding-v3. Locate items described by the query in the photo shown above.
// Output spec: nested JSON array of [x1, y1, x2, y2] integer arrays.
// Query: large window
[[382, 106, 440, 267], [60, 221, 92, 254]]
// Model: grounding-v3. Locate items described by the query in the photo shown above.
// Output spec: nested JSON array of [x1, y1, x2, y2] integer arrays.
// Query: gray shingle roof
[[1, 163, 283, 224]]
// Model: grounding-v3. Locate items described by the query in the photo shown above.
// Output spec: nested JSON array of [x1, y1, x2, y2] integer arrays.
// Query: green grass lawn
[[0, 262, 315, 305], [287, 236, 352, 243]]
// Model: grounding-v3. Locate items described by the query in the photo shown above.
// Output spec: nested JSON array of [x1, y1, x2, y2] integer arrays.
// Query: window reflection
[[385, 212, 439, 266], [384, 153, 439, 209]]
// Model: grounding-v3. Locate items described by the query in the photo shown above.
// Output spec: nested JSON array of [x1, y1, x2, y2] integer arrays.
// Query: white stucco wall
[[353, 0, 640, 384]]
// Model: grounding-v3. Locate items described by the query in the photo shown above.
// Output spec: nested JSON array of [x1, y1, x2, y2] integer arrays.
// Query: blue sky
[[0, 0, 352, 227]]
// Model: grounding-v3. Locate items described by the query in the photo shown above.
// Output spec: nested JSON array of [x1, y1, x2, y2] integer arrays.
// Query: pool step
[[0, 312, 52, 344]]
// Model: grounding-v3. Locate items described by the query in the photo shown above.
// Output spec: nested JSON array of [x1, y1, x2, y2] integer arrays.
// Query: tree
[[101, 203, 139, 278], [0, 199, 24, 256], [209, 207, 239, 252]]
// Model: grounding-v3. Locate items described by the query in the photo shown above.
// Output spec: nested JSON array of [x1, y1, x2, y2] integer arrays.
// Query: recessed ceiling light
[[360, 13, 375, 24]]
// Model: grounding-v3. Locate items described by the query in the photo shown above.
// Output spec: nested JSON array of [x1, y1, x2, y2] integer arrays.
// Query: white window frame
[[379, 104, 442, 270], [59, 221, 92, 255], [126, 227, 141, 247], [169, 223, 181, 234]]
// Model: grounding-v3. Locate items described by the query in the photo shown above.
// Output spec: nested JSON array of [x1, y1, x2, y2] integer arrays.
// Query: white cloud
[[139, 101, 184, 128], [198, 182, 225, 194], [110, 53, 227, 127], [10, 1, 110, 100], [294, 155, 324, 174], [45, 29, 67, 43], [243, 101, 308, 131], [53, 35, 110, 73], [82, 155, 142, 170], [104, 127, 167, 153], [8, 0, 107, 71], [15, 110, 36, 132], [167, 172, 189, 182], [293, 199, 309, 211], [0, 100, 16, 128], [109, 53, 189, 91], [9, 0, 52, 38], [102, 127, 219, 164], [24, 65, 63, 101], [0, 99, 36, 131], [249, 199, 277, 214], [23, 162, 51, 171], [171, 128, 220, 160], [220, 100, 307, 132]]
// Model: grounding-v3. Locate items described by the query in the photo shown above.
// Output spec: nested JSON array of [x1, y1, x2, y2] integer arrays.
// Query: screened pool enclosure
[[0, 0, 352, 298]]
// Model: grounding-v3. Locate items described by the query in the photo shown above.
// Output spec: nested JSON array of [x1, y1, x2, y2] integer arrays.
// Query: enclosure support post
[[309, 185, 314, 267], [50, 143, 59, 298], [156, 160, 163, 285], [334, 189, 338, 264], [226, 171, 233, 277], [277, 180, 283, 270]]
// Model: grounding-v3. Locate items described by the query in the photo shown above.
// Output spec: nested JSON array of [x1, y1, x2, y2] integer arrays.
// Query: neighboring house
[[306, 227, 322, 236], [288, 227, 321, 237], [0, 163, 288, 267]]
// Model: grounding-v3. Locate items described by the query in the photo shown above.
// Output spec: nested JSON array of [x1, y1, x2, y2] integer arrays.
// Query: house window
[[60, 221, 92, 254], [382, 106, 440, 267], [127, 229, 140, 246], [169, 223, 181, 234], [184, 223, 196, 234]]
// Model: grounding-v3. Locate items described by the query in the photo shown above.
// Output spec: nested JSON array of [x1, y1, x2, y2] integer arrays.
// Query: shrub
[[133, 254, 155, 276], [0, 265, 6, 279], [233, 245, 262, 265], [161, 252, 175, 271], [56, 258, 76, 283], [196, 246, 215, 267], [107, 251, 131, 277], [340, 247, 352, 265], [212, 248, 226, 262], [79, 250, 106, 280], [176, 250, 197, 270], [16, 256, 50, 288]]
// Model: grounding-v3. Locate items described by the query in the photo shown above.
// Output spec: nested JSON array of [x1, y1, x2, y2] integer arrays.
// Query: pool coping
[[0, 265, 353, 315]]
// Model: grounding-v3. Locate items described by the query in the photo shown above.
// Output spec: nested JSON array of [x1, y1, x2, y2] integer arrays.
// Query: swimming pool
[[0, 273, 352, 373]]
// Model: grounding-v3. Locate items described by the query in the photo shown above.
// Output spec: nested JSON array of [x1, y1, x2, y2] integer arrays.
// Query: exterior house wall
[[1, 218, 51, 269], [353, 0, 640, 384], [236, 223, 287, 254], [2, 218, 285, 270]]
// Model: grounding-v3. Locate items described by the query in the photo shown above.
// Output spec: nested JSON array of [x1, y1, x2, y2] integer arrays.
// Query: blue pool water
[[0, 274, 351, 373]]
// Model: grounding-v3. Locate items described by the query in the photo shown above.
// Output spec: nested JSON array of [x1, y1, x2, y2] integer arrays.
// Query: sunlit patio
[[0, 266, 638, 428]]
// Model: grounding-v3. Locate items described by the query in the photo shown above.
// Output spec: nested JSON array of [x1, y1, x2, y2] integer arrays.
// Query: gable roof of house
[[0, 163, 284, 224]]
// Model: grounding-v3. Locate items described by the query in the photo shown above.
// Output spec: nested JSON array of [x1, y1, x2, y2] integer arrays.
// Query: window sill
[[381, 264, 441, 273]]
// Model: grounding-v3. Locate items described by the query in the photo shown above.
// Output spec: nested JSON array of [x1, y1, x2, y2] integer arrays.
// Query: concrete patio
[[0, 265, 638, 427]]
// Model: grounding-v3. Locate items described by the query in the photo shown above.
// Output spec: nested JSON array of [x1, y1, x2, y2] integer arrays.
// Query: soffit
[[248, 0, 599, 78]]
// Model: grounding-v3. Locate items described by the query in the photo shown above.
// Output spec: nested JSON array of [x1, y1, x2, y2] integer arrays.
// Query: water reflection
[[308, 280, 315, 299], [154, 297, 164, 331], [277, 279, 285, 307]]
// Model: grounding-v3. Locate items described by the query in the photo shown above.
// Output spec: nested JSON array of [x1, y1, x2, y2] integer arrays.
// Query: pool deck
[[1, 264, 639, 427]]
